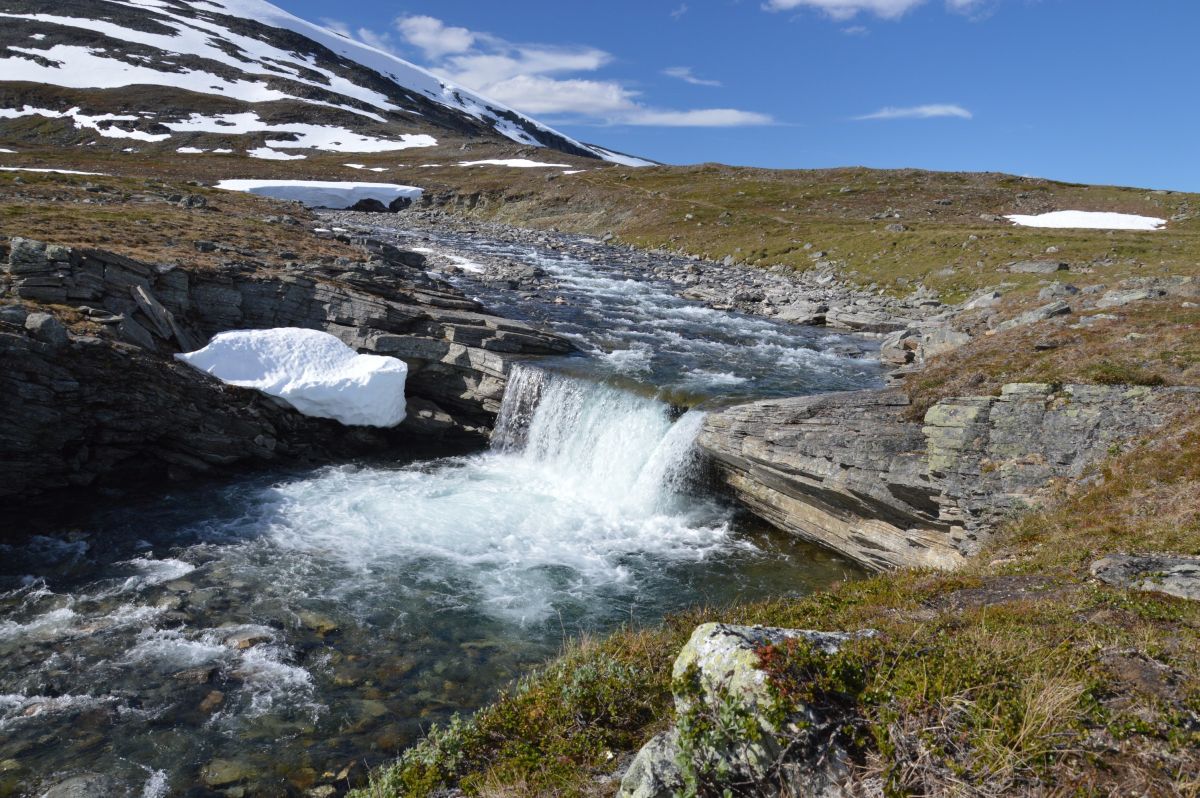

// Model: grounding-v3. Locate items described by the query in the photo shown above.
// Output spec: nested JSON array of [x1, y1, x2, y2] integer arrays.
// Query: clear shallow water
[[0, 231, 880, 796]]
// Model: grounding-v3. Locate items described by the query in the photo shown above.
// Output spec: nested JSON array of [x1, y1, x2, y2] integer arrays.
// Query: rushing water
[[0, 230, 881, 797], [394, 226, 878, 405]]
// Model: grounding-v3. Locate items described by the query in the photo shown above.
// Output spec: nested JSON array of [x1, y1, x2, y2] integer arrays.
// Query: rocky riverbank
[[699, 382, 1200, 570], [319, 208, 950, 344], [0, 234, 571, 512]]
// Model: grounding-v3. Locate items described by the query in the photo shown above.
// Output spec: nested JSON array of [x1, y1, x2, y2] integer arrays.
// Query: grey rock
[[618, 729, 682, 798], [825, 307, 910, 334], [2, 239, 574, 506], [1091, 555, 1200, 601], [40, 774, 119, 798], [1008, 260, 1068, 274], [962, 290, 1002, 310], [700, 384, 1196, 571], [1038, 282, 1079, 301], [995, 300, 1071, 332], [774, 299, 828, 325], [24, 312, 69, 348], [0, 305, 29, 326], [620, 624, 869, 798], [1095, 288, 1166, 309]]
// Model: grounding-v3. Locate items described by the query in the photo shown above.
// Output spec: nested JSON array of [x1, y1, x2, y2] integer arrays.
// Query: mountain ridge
[[0, 0, 651, 165]]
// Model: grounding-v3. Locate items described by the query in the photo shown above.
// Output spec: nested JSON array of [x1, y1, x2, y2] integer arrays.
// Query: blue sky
[[278, 0, 1198, 191]]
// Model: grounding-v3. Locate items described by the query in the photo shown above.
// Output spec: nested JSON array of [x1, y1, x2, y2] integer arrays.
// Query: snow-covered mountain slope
[[0, 0, 651, 165]]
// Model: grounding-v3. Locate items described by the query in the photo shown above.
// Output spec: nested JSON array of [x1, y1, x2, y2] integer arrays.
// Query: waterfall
[[493, 363, 706, 514]]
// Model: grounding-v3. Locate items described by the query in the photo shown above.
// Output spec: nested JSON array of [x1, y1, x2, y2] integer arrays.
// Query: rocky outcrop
[[700, 384, 1199, 571], [0, 237, 572, 506], [619, 623, 872, 798], [1091, 555, 1200, 602]]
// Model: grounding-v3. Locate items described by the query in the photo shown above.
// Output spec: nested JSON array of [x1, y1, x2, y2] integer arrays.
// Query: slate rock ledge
[[0, 237, 572, 506], [700, 384, 1200, 570]]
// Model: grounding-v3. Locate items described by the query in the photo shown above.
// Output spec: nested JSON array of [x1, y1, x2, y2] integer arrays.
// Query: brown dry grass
[[906, 298, 1200, 418], [0, 170, 351, 268]]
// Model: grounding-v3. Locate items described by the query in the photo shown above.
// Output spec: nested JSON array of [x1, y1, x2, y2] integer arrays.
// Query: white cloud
[[442, 47, 613, 89], [624, 109, 774, 127], [396, 15, 476, 59], [671, 4, 689, 19], [764, 0, 983, 20], [322, 18, 400, 55], [481, 75, 638, 115], [384, 15, 770, 127], [856, 104, 973, 120], [664, 66, 722, 87]]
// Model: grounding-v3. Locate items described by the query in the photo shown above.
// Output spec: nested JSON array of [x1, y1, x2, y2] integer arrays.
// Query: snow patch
[[165, 112, 436, 153], [0, 105, 170, 141], [1006, 211, 1167, 231], [247, 147, 306, 161], [176, 146, 205, 154], [0, 166, 107, 175], [459, 158, 571, 169], [175, 328, 408, 427], [215, 179, 422, 209]]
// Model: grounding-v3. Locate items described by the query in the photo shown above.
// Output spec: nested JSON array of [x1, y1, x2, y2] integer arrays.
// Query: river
[[0, 226, 882, 796]]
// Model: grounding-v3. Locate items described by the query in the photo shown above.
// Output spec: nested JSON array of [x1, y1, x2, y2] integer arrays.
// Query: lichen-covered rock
[[1091, 555, 1200, 601], [618, 729, 683, 798], [618, 624, 870, 798]]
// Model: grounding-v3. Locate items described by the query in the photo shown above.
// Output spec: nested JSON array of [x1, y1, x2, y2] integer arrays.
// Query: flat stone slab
[[1091, 555, 1200, 601]]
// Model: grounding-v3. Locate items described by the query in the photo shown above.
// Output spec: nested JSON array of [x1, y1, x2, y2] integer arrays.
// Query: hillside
[[0, 0, 649, 165]]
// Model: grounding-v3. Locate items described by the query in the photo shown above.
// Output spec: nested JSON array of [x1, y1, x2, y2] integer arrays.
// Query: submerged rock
[[40, 774, 119, 798], [201, 758, 257, 788]]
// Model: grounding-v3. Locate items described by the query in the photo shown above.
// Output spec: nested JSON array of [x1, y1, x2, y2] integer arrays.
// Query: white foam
[[0, 607, 78, 642], [109, 558, 196, 595], [176, 328, 408, 427], [257, 366, 729, 624]]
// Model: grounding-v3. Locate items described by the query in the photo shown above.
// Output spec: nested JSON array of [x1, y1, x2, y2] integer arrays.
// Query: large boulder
[[619, 624, 870, 798]]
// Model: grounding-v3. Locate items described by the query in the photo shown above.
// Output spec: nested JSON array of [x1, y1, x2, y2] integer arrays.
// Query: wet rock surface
[[700, 383, 1200, 570], [0, 236, 571, 508]]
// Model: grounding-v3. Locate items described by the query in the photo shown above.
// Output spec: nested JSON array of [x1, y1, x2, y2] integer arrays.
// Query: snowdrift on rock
[[176, 328, 407, 427]]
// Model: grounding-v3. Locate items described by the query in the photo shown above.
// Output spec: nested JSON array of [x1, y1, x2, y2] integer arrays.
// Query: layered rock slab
[[700, 384, 1198, 570], [0, 236, 572, 506]]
